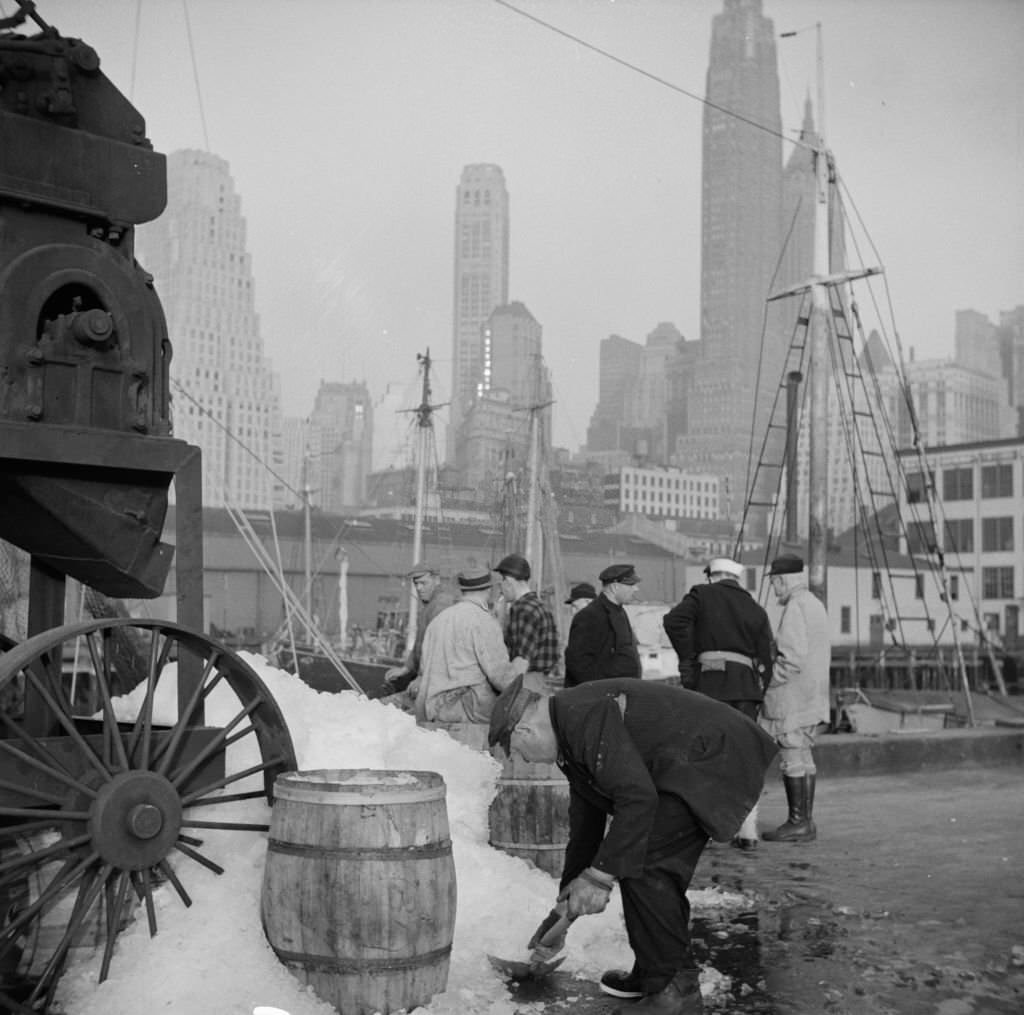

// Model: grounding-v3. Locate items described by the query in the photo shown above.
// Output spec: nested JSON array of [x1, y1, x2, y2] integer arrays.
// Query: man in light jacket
[[761, 554, 831, 843]]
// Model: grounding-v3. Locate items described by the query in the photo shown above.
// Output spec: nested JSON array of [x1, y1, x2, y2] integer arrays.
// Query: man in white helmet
[[662, 557, 773, 851]]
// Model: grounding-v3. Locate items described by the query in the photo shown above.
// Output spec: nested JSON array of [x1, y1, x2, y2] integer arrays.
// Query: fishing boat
[[733, 26, 1020, 730], [228, 351, 445, 696]]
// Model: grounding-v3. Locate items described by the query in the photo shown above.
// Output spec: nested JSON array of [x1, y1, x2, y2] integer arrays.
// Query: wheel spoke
[[0, 807, 90, 822], [99, 871, 132, 983], [149, 657, 224, 776], [0, 776, 70, 807], [0, 851, 99, 943], [0, 739, 98, 800], [86, 630, 131, 773], [125, 628, 173, 765], [0, 833, 91, 879], [0, 709, 81, 784], [156, 859, 192, 908], [20, 666, 110, 782], [179, 757, 288, 806], [173, 839, 224, 876], [180, 819, 271, 832], [184, 789, 268, 807], [138, 868, 157, 936], [30, 863, 111, 1010], [165, 698, 261, 788]]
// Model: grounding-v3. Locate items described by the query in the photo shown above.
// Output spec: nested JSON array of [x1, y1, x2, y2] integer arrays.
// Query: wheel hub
[[88, 771, 183, 870]]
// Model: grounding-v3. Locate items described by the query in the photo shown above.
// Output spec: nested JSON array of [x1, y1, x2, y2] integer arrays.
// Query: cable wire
[[490, 0, 810, 153]]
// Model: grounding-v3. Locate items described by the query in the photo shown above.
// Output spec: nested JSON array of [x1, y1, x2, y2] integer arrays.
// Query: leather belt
[[697, 649, 756, 671]]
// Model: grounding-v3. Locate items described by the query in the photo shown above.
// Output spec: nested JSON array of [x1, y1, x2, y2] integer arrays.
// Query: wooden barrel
[[488, 750, 569, 878], [261, 769, 456, 1015]]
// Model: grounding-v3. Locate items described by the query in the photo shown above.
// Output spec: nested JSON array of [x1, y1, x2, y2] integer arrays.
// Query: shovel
[[487, 901, 576, 980]]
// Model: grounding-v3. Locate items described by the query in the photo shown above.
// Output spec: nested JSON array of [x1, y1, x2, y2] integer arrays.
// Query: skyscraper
[[449, 164, 510, 462], [137, 150, 282, 510], [306, 380, 373, 512], [674, 0, 783, 515]]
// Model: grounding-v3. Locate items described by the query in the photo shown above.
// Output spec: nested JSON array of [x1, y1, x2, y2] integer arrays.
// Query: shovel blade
[[487, 952, 566, 980]]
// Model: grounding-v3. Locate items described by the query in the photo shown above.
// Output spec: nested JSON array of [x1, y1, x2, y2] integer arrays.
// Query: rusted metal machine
[[0, 4, 296, 1009]]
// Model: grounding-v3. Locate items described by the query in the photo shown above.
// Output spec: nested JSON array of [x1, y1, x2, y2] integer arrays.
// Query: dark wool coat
[[563, 593, 642, 686], [549, 679, 779, 881], [662, 578, 774, 703]]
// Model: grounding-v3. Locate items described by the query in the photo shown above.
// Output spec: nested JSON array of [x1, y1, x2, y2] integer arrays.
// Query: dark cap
[[564, 582, 597, 605], [598, 564, 639, 585], [407, 561, 439, 579], [488, 674, 542, 754], [494, 553, 531, 581], [769, 553, 804, 576], [458, 566, 494, 591]]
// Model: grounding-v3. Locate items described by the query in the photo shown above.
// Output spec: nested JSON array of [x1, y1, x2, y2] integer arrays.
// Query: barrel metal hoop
[[266, 837, 452, 860], [275, 942, 453, 974], [489, 840, 564, 852]]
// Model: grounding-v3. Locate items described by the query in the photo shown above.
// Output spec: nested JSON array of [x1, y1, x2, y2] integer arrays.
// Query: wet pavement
[[505, 765, 1024, 1013]]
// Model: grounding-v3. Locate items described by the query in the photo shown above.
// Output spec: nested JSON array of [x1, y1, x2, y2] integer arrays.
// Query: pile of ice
[[56, 654, 748, 1014]]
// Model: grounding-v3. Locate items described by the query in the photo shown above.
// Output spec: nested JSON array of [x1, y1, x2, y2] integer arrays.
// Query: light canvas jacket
[[762, 584, 831, 732]]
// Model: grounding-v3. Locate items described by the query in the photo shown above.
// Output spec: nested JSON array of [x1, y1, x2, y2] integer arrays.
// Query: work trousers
[[775, 725, 818, 776], [619, 794, 709, 994]]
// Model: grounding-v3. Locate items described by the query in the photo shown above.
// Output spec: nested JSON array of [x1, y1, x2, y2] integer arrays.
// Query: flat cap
[[768, 553, 804, 576], [599, 563, 639, 585], [704, 557, 744, 578], [406, 561, 439, 579], [457, 566, 494, 591], [564, 581, 597, 604], [488, 674, 542, 755], [494, 553, 531, 581]]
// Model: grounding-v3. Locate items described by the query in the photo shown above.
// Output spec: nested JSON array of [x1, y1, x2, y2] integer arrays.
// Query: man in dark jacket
[[489, 676, 778, 1015], [662, 557, 774, 849], [564, 564, 642, 686]]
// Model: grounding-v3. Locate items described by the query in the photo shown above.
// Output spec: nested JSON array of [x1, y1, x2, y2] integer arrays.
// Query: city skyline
[[38, 0, 1024, 458]]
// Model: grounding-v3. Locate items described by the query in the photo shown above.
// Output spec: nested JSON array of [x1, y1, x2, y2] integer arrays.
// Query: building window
[[840, 606, 851, 634], [944, 518, 974, 553], [981, 463, 1013, 498], [871, 571, 881, 599], [949, 574, 959, 601], [942, 467, 973, 500], [981, 516, 1014, 552], [984, 612, 1000, 633], [982, 566, 1015, 599], [915, 574, 924, 599]]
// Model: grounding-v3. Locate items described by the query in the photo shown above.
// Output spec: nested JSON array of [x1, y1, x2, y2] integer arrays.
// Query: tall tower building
[[449, 164, 510, 462], [459, 301, 551, 494], [675, 0, 783, 516], [137, 149, 281, 510], [307, 380, 374, 512]]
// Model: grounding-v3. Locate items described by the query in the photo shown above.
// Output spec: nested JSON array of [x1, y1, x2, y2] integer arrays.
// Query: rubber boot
[[805, 772, 817, 834], [613, 971, 703, 1014], [762, 775, 816, 842]]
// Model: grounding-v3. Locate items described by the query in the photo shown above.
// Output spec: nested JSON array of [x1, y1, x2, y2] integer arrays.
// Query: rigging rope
[[490, 0, 811, 154]]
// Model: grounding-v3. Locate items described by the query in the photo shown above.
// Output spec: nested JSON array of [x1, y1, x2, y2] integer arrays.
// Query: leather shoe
[[614, 971, 703, 1014], [731, 836, 758, 851], [600, 968, 644, 998]]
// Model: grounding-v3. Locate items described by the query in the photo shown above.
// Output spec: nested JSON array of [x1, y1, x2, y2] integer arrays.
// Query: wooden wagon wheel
[[0, 619, 297, 1012]]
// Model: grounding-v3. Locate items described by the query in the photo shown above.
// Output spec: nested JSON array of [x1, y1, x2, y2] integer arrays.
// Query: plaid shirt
[[505, 591, 560, 675]]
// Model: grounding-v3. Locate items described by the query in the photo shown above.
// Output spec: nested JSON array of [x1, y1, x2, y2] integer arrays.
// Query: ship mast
[[407, 350, 441, 638], [806, 20, 830, 603]]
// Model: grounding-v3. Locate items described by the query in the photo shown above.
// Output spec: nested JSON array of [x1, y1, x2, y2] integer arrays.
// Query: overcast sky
[[29, 0, 1024, 458]]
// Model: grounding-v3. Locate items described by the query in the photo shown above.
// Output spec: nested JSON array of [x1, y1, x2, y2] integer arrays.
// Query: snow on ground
[[55, 655, 750, 1015]]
